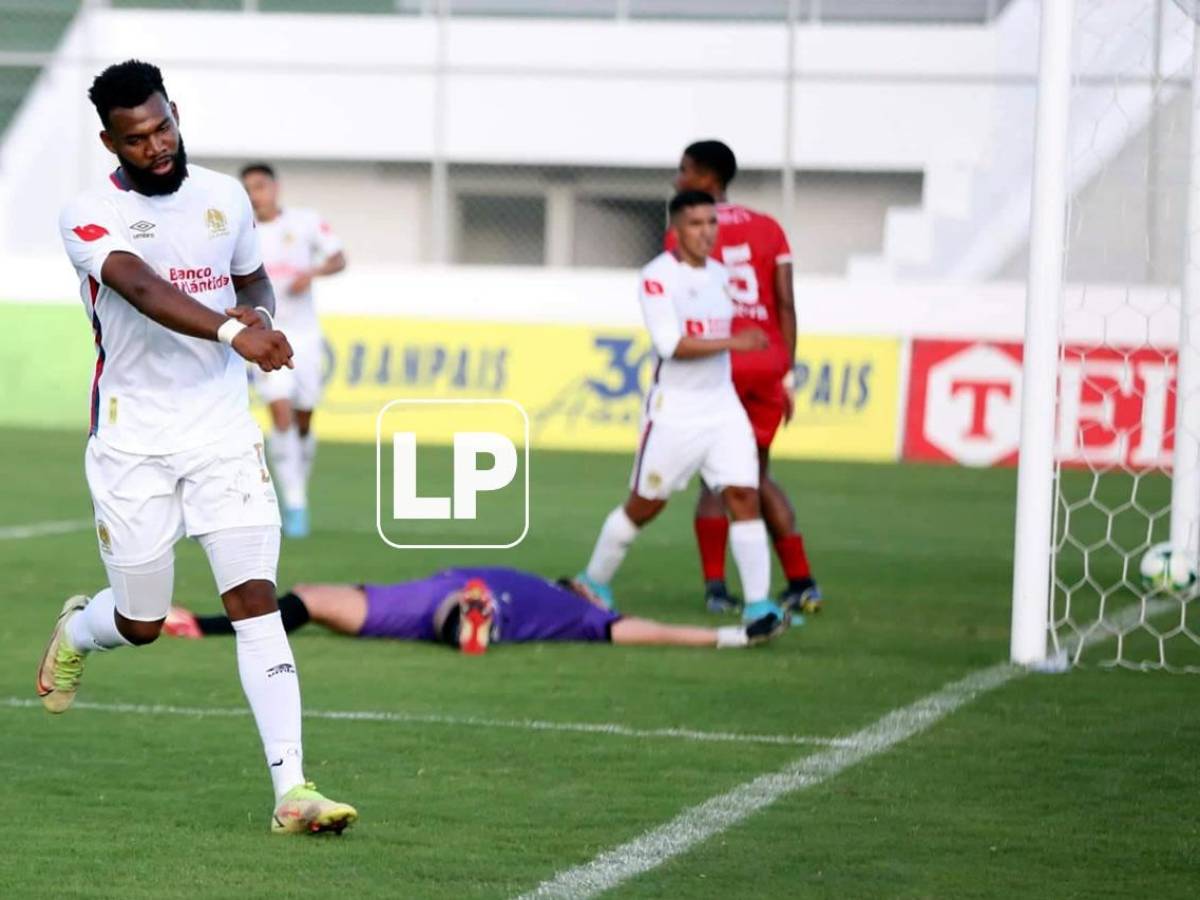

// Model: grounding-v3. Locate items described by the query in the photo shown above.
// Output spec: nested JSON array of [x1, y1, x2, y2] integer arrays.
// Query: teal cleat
[[742, 598, 789, 625], [573, 572, 615, 610], [282, 506, 309, 539]]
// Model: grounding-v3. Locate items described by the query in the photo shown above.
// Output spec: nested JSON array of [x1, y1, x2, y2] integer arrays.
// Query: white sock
[[585, 506, 640, 585], [299, 430, 317, 483], [233, 611, 305, 801], [268, 427, 306, 510], [65, 588, 132, 653], [729, 519, 771, 603], [716, 625, 749, 649]]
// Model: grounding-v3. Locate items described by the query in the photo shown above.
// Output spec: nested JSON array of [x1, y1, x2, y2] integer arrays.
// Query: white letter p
[[453, 432, 517, 520]]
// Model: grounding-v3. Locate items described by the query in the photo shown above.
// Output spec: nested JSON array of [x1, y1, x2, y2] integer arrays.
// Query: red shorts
[[734, 370, 787, 449]]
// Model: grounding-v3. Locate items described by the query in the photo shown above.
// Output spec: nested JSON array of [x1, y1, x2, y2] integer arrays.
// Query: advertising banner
[[307, 316, 903, 461], [904, 339, 1177, 469], [0, 301, 902, 463]]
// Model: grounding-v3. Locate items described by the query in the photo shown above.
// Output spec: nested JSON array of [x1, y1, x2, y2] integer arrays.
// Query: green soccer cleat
[[271, 782, 358, 835], [36, 595, 89, 714]]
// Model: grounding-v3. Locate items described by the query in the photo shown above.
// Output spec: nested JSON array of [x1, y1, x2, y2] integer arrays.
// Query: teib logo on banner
[[375, 398, 530, 550]]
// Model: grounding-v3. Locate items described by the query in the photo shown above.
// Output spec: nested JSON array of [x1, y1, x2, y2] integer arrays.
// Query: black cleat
[[704, 579, 742, 614], [779, 578, 823, 615], [744, 612, 788, 646]]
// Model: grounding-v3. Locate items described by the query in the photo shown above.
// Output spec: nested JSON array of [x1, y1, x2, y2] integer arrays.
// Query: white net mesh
[[1050, 0, 1200, 671]]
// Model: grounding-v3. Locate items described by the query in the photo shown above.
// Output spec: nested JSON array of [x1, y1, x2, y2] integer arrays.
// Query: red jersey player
[[667, 140, 822, 616]]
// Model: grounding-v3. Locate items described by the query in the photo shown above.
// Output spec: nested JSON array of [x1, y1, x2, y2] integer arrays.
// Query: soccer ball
[[1138, 542, 1197, 593]]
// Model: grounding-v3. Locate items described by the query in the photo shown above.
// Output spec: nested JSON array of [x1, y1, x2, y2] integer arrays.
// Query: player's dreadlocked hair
[[88, 59, 169, 127], [684, 140, 738, 189]]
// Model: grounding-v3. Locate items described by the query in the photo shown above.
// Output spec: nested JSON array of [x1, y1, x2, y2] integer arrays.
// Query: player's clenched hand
[[232, 327, 294, 372], [729, 328, 770, 352]]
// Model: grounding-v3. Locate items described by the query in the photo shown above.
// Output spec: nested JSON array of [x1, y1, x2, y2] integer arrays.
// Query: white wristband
[[217, 318, 246, 346], [254, 306, 274, 329], [716, 625, 749, 649], [782, 370, 796, 391]]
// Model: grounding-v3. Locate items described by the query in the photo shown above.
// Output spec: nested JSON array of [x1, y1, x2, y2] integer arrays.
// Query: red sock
[[774, 534, 811, 581], [694, 516, 729, 581]]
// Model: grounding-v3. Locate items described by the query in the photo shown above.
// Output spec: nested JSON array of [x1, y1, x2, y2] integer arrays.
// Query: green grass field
[[1, 426, 1196, 898]]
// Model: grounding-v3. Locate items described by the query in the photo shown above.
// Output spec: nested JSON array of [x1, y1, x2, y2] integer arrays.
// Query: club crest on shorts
[[96, 520, 112, 554], [205, 207, 229, 238], [646, 472, 663, 490]]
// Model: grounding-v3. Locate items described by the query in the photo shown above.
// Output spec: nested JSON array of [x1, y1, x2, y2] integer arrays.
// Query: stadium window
[[455, 193, 547, 266], [572, 196, 666, 268]]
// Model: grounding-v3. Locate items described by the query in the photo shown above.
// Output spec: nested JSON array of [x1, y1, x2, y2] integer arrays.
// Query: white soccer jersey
[[59, 164, 262, 456], [256, 207, 342, 339], [638, 251, 738, 419]]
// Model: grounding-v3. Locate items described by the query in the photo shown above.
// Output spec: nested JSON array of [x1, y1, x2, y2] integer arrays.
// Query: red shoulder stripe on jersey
[[109, 169, 131, 191]]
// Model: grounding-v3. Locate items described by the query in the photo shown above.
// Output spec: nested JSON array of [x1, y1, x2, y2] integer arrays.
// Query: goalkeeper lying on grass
[[166, 566, 787, 653]]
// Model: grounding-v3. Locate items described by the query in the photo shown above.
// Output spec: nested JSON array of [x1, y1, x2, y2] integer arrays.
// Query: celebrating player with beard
[[39, 59, 356, 835]]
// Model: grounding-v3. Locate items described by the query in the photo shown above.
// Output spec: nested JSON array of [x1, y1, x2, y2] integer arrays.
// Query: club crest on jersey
[[205, 208, 230, 238], [96, 521, 112, 554]]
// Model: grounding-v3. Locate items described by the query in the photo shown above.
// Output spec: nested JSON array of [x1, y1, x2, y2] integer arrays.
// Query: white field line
[[0, 519, 90, 540], [517, 598, 1176, 900], [0, 697, 851, 749]]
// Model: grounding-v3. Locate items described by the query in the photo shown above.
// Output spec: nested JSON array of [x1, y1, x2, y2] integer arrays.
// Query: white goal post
[[1012, 0, 1200, 670]]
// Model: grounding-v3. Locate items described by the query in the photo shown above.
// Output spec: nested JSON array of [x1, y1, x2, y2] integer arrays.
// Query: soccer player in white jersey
[[577, 191, 786, 624], [36, 60, 356, 835], [240, 163, 346, 538]]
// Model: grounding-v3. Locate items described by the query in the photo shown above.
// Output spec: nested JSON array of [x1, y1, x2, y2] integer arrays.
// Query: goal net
[[1047, 0, 1200, 671]]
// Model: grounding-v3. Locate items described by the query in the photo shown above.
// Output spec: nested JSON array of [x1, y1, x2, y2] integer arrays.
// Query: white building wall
[[0, 7, 991, 261]]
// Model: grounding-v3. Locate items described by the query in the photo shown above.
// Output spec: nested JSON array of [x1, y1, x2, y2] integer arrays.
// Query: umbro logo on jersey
[[129, 220, 156, 239], [72, 224, 109, 242]]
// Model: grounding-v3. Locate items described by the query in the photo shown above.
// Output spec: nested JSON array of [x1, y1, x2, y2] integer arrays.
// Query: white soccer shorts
[[254, 331, 324, 410], [86, 424, 282, 570], [629, 405, 759, 501]]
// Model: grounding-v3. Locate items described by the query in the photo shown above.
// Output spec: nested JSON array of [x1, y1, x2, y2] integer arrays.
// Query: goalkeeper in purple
[[166, 566, 786, 653]]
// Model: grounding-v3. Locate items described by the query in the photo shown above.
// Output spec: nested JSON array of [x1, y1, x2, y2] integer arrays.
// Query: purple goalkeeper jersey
[[359, 567, 620, 644]]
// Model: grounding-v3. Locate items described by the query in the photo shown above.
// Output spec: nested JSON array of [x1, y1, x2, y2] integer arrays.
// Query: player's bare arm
[[100, 249, 232, 339], [288, 250, 346, 296], [232, 264, 277, 319], [98, 251, 293, 371], [673, 328, 769, 359], [775, 262, 796, 363], [775, 261, 797, 421]]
